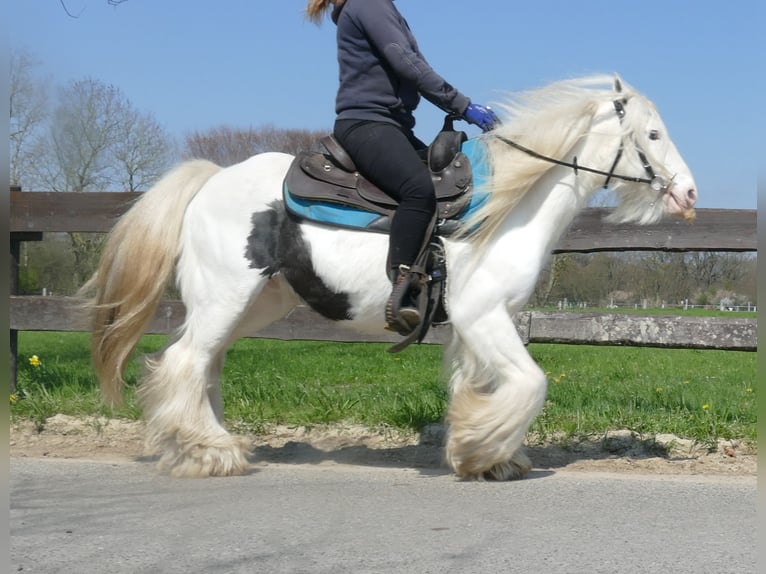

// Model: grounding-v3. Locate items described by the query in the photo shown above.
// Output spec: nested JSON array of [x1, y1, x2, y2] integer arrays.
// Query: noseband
[[493, 99, 671, 193]]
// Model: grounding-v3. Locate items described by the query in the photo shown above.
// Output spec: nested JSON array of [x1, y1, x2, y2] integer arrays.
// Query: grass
[[527, 344, 756, 448], [11, 331, 757, 448]]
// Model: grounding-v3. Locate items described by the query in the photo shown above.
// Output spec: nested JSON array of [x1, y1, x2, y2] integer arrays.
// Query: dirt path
[[10, 414, 756, 477]]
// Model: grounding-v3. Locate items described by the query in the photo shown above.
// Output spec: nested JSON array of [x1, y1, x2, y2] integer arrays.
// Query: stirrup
[[385, 265, 427, 336]]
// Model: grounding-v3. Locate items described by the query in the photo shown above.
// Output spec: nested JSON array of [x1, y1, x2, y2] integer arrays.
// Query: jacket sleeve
[[355, 2, 470, 114]]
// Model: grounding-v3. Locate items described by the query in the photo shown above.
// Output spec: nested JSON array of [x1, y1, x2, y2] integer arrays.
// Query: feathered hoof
[[449, 449, 532, 481], [155, 435, 252, 478]]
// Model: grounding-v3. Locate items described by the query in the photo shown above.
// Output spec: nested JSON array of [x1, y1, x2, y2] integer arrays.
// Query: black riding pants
[[334, 119, 436, 273]]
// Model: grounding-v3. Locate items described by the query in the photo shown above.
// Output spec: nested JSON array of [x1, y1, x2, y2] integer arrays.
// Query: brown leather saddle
[[283, 124, 474, 233]]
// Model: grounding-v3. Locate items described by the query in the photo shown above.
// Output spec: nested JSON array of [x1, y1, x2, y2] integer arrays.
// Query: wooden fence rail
[[10, 191, 757, 251], [10, 295, 756, 351], [9, 191, 758, 391]]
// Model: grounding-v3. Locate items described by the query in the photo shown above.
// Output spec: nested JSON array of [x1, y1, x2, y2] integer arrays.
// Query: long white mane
[[462, 75, 654, 245]]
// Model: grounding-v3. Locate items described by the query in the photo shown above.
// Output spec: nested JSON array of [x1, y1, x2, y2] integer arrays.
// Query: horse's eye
[[648, 130, 661, 141]]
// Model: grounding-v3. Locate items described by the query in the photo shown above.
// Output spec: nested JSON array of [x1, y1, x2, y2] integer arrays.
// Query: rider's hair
[[305, 0, 345, 25]]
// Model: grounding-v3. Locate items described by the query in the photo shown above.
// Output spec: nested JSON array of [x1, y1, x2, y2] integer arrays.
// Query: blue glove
[[463, 103, 500, 132]]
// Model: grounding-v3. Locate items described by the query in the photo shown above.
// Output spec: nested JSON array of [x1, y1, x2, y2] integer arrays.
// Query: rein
[[492, 100, 670, 193]]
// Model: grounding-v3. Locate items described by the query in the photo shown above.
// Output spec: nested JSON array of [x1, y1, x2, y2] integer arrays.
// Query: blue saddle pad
[[283, 138, 492, 232]]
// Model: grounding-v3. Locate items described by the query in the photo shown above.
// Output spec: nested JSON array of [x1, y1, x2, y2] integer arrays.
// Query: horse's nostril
[[687, 188, 697, 203]]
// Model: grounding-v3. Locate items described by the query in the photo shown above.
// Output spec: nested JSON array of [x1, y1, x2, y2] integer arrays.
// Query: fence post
[[9, 187, 45, 394], [9, 185, 21, 393]]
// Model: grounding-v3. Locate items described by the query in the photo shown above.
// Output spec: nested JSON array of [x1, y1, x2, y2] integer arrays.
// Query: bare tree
[[112, 107, 176, 191], [9, 48, 49, 188], [736, 255, 757, 302], [184, 125, 327, 166], [42, 78, 117, 191], [30, 77, 175, 193], [627, 253, 685, 305], [531, 254, 573, 306], [686, 252, 748, 291], [28, 77, 175, 286]]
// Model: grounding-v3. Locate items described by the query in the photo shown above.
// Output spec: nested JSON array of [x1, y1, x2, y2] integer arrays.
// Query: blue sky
[[9, 1, 761, 209]]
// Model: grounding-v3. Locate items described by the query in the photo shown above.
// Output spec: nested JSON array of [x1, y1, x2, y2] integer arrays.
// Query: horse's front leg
[[444, 302, 548, 480]]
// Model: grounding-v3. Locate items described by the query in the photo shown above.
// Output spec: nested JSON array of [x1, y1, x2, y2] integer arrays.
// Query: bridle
[[492, 99, 672, 193]]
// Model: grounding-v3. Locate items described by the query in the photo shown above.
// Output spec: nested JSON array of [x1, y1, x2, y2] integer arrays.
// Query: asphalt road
[[10, 457, 756, 574]]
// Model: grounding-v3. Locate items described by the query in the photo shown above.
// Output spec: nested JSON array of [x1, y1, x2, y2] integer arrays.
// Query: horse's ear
[[614, 75, 623, 93]]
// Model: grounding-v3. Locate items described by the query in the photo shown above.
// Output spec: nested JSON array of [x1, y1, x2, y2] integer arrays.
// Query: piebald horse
[[81, 75, 697, 479]]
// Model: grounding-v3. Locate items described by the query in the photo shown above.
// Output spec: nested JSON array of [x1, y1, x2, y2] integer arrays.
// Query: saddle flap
[[300, 153, 358, 191]]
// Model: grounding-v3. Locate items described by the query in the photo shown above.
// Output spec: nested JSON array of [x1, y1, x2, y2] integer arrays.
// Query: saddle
[[283, 118, 475, 235]]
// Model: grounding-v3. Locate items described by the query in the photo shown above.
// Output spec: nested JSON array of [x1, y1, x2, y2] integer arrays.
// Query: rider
[[306, 0, 499, 334]]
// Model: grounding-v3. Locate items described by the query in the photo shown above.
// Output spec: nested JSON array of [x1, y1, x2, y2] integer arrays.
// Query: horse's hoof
[[453, 450, 532, 481], [156, 436, 252, 478], [480, 453, 532, 480]]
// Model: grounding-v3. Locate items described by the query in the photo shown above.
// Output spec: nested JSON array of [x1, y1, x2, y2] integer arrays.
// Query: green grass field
[[11, 331, 757, 448]]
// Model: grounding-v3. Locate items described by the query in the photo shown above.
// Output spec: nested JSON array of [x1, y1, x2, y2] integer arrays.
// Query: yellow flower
[[28, 355, 41, 367], [10, 394, 17, 405], [682, 380, 690, 385], [702, 404, 710, 410], [746, 388, 753, 393], [656, 387, 663, 393]]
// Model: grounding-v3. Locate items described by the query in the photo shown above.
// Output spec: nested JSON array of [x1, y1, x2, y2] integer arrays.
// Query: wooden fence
[[9, 190, 758, 390]]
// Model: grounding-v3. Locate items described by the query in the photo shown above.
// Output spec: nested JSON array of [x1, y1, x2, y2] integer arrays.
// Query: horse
[[80, 75, 697, 480]]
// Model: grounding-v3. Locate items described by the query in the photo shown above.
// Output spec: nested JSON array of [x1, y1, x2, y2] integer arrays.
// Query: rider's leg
[[333, 119, 436, 332]]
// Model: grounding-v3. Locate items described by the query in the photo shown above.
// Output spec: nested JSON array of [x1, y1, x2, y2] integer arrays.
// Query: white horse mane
[[461, 74, 657, 245]]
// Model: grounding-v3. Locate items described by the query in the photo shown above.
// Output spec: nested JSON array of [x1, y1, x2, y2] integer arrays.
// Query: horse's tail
[[79, 159, 222, 405]]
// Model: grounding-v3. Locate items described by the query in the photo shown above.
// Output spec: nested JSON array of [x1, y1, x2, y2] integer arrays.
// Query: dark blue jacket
[[334, 0, 470, 129]]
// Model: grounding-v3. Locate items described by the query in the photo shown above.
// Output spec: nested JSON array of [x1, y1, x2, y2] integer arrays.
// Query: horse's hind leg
[[444, 303, 548, 480], [205, 276, 298, 424], [139, 333, 248, 478], [139, 276, 297, 477]]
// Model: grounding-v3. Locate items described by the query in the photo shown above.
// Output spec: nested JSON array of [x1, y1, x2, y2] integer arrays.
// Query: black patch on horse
[[245, 201, 353, 321], [246, 205, 281, 277]]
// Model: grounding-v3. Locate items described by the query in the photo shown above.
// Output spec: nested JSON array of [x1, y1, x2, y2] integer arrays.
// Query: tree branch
[[59, 0, 85, 18], [59, 0, 129, 18]]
